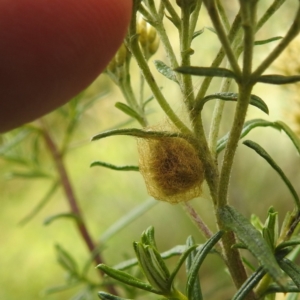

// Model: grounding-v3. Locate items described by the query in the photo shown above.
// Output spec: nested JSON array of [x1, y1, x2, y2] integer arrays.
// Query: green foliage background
[[1, 1, 300, 299]]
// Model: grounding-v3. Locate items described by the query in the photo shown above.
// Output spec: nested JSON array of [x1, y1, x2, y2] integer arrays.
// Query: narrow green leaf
[[55, 244, 78, 274], [254, 36, 282, 45], [115, 102, 144, 123], [257, 74, 300, 85], [142, 226, 157, 248], [5, 170, 52, 180], [218, 205, 285, 286], [168, 243, 198, 286], [97, 264, 159, 294], [154, 60, 178, 83], [277, 238, 300, 251], [278, 258, 300, 288], [275, 121, 300, 155], [175, 66, 237, 80], [44, 213, 81, 226], [192, 28, 205, 40], [198, 92, 269, 114], [184, 236, 202, 300], [91, 128, 186, 141], [98, 292, 130, 300], [232, 267, 266, 300], [242, 257, 256, 271], [143, 93, 156, 109], [133, 242, 169, 292], [90, 161, 139, 171], [0, 128, 33, 155], [99, 199, 157, 244], [205, 26, 216, 34], [263, 208, 279, 250], [19, 181, 59, 226], [286, 292, 300, 300], [243, 140, 300, 210], [43, 282, 80, 295], [148, 247, 170, 281], [112, 244, 187, 272], [217, 119, 280, 154], [186, 231, 223, 299], [262, 282, 300, 296]]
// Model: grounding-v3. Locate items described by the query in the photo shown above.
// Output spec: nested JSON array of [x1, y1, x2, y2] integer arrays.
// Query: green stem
[[129, 7, 191, 134], [140, 3, 181, 81], [202, 0, 242, 78], [195, 9, 241, 102], [208, 77, 233, 155], [216, 0, 230, 32], [162, 0, 181, 29], [189, 0, 202, 38], [180, 5, 195, 110], [218, 1, 256, 208], [214, 5, 257, 294]]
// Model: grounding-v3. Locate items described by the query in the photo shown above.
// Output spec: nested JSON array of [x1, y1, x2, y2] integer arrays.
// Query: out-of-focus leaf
[[286, 292, 300, 300], [205, 26, 216, 34], [115, 102, 144, 124], [90, 161, 139, 171], [243, 140, 300, 210], [218, 205, 285, 286], [98, 292, 131, 300], [43, 283, 80, 295], [44, 213, 80, 226], [186, 231, 223, 299], [5, 170, 52, 180], [19, 181, 59, 225], [261, 282, 300, 297], [55, 244, 78, 274], [232, 267, 266, 300], [0, 128, 33, 155], [199, 92, 269, 114], [257, 74, 300, 85], [154, 60, 178, 83], [254, 36, 282, 45], [277, 238, 300, 251], [97, 264, 159, 294], [278, 258, 300, 288], [275, 121, 300, 155], [99, 198, 157, 244], [175, 66, 237, 79], [217, 119, 280, 154]]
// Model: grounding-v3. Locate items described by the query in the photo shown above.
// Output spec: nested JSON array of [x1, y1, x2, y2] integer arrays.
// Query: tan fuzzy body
[[138, 137, 204, 204]]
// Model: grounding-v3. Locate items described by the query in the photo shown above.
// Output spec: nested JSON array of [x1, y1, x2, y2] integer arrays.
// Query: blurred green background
[[1, 1, 300, 299]]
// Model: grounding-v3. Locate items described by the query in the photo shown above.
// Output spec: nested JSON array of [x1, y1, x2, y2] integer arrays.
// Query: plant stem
[[214, 4, 257, 298], [182, 202, 214, 240], [208, 76, 232, 156], [129, 4, 191, 135], [180, 5, 194, 110], [40, 120, 118, 295], [203, 0, 242, 78]]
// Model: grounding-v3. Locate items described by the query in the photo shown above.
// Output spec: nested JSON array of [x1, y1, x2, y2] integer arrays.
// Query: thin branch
[[40, 120, 118, 295]]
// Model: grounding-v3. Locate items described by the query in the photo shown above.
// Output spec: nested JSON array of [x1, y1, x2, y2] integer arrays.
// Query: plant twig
[[40, 120, 118, 295]]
